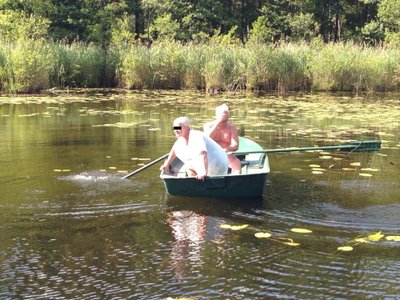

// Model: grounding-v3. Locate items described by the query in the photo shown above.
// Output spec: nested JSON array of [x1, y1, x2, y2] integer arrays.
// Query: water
[[1, 90, 399, 299]]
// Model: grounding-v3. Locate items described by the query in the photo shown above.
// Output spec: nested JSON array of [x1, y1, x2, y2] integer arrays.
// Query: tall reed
[[0, 39, 51, 93], [1, 40, 400, 94], [120, 41, 186, 89], [48, 43, 111, 88], [183, 43, 207, 89], [202, 44, 247, 92], [310, 43, 400, 92]]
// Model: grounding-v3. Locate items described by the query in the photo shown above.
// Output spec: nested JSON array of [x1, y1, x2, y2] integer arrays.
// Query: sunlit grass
[[2, 40, 400, 93]]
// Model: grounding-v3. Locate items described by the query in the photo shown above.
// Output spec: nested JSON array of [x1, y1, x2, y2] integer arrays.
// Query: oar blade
[[342, 140, 381, 152]]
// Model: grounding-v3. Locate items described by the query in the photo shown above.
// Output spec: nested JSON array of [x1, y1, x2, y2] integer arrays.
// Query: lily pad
[[290, 228, 312, 234], [230, 224, 249, 231], [385, 235, 400, 242], [367, 231, 384, 241], [355, 237, 368, 243], [309, 164, 321, 168], [220, 224, 248, 231], [360, 168, 379, 172], [338, 246, 353, 252], [319, 155, 333, 159], [220, 224, 232, 229], [283, 241, 301, 247], [359, 173, 372, 177], [255, 232, 272, 238], [312, 171, 323, 175]]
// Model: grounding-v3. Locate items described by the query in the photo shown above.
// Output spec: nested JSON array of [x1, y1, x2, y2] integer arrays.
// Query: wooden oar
[[122, 153, 168, 179], [233, 140, 381, 156]]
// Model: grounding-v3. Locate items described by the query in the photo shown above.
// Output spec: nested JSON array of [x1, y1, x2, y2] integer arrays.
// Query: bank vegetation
[[1, 40, 400, 94]]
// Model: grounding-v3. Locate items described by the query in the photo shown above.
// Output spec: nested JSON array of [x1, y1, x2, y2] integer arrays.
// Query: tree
[[377, 0, 400, 47], [0, 10, 50, 41], [289, 12, 319, 41]]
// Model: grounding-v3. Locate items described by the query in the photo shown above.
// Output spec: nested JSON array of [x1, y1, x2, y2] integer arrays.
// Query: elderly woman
[[160, 117, 228, 181]]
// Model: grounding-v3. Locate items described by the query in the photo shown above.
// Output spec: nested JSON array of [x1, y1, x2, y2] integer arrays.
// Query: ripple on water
[[43, 202, 157, 218], [58, 171, 147, 190]]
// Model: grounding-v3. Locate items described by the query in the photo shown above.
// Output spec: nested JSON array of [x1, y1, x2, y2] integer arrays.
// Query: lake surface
[[1, 90, 399, 299]]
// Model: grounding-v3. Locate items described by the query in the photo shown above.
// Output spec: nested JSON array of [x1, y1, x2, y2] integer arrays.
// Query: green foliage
[[183, 44, 207, 89], [360, 21, 385, 45], [310, 43, 400, 92], [110, 14, 136, 47], [288, 13, 319, 41], [248, 16, 274, 44], [246, 43, 312, 92], [384, 32, 400, 48], [202, 45, 246, 92], [0, 10, 50, 41], [377, 0, 400, 47], [149, 13, 180, 41], [120, 41, 186, 89], [0, 0, 394, 47], [378, 0, 400, 31], [2, 40, 400, 94], [0, 40, 51, 93], [209, 26, 242, 46]]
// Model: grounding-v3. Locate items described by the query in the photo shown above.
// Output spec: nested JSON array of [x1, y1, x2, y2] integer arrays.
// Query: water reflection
[[168, 211, 211, 279], [1, 91, 400, 299]]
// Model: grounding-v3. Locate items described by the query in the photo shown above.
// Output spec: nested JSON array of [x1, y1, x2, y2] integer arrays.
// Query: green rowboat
[[160, 137, 270, 198]]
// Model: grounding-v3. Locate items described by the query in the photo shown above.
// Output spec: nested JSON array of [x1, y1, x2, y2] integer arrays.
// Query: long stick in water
[[122, 153, 168, 179]]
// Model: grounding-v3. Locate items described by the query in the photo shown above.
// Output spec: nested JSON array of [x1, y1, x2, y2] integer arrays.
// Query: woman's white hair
[[173, 116, 190, 127]]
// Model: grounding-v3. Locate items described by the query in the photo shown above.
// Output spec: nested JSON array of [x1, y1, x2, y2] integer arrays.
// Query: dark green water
[[1, 90, 399, 299]]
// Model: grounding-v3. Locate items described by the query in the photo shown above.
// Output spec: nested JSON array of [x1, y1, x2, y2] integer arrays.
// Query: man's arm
[[203, 121, 219, 140]]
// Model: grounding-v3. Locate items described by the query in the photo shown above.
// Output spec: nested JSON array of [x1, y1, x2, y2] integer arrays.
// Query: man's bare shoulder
[[226, 122, 238, 131]]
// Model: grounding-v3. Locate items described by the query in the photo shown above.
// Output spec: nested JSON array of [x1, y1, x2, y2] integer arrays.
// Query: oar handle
[[122, 153, 169, 179]]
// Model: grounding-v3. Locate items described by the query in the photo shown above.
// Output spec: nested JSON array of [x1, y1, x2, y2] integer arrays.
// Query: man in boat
[[204, 104, 241, 174], [160, 116, 228, 181]]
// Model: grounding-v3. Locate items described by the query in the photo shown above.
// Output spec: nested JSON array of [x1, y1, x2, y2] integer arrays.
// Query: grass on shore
[[1, 40, 399, 94]]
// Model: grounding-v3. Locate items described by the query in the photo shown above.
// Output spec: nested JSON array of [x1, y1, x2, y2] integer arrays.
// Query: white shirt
[[174, 129, 228, 176]]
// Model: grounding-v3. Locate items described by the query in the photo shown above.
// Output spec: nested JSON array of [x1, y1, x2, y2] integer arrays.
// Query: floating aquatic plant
[[290, 228, 312, 233], [367, 231, 384, 241], [355, 237, 368, 243], [337, 246, 353, 252], [276, 237, 301, 247], [312, 171, 324, 175], [385, 236, 400, 242], [220, 224, 249, 231], [255, 232, 272, 238], [53, 169, 71, 172], [359, 173, 372, 177], [360, 168, 379, 172], [338, 231, 389, 253], [319, 155, 333, 159]]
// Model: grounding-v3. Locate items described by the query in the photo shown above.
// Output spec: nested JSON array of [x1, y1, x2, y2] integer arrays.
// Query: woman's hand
[[195, 173, 206, 181], [160, 162, 170, 174]]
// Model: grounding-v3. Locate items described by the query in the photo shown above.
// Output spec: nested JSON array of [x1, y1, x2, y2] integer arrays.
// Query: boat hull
[[162, 172, 268, 198], [160, 137, 270, 198]]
